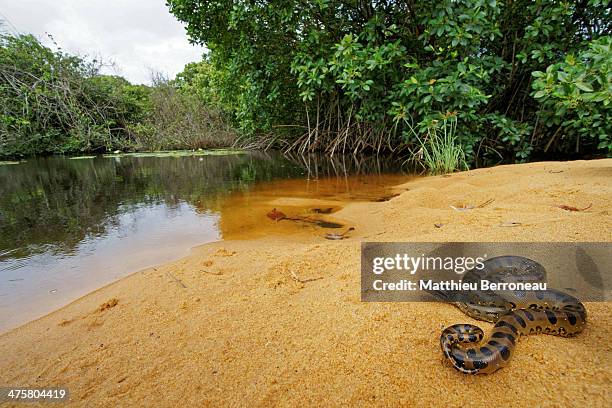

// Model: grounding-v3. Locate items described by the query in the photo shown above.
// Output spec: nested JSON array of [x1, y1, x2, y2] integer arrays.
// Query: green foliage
[[0, 33, 235, 158], [175, 59, 226, 109], [531, 36, 612, 154], [167, 0, 611, 162], [0, 34, 135, 156]]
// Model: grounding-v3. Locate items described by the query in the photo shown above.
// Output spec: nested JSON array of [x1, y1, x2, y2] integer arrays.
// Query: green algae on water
[[69, 156, 97, 160], [102, 149, 247, 159]]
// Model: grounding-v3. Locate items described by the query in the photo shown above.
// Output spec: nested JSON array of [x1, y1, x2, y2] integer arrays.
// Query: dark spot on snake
[[522, 310, 534, 321], [492, 331, 516, 345], [514, 313, 526, 328], [468, 334, 477, 342], [451, 349, 466, 368], [535, 291, 545, 300], [447, 334, 454, 342], [473, 359, 488, 370], [508, 302, 516, 309], [566, 312, 577, 326], [487, 340, 504, 351], [467, 349, 477, 359], [494, 321, 518, 335], [544, 327, 551, 334], [529, 304, 540, 310], [480, 346, 493, 357], [545, 310, 557, 325], [499, 345, 511, 361], [514, 290, 526, 298], [535, 326, 542, 334]]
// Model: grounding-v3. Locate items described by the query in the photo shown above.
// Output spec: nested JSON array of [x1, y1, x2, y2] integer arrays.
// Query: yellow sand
[[1, 159, 611, 407]]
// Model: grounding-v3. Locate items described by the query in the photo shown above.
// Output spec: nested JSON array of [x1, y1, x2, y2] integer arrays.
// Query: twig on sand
[[475, 198, 495, 208], [450, 198, 495, 211], [202, 270, 223, 276], [289, 270, 323, 284], [555, 203, 592, 212], [166, 272, 187, 288], [499, 221, 522, 227]]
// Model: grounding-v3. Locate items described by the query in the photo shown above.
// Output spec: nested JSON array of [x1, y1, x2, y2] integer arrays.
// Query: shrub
[[133, 77, 235, 150], [0, 34, 236, 158], [167, 0, 611, 162], [531, 36, 612, 155]]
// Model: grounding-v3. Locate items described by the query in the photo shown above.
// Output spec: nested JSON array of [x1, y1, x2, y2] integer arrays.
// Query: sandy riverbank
[[1, 159, 611, 407]]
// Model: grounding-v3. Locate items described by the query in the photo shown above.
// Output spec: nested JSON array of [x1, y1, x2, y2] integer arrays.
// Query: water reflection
[[0, 151, 408, 331]]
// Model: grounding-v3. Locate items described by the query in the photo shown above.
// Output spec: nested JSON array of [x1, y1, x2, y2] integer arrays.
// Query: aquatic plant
[[402, 114, 468, 175]]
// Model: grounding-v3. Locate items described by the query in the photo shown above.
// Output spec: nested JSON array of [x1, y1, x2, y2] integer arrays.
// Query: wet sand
[[1, 159, 611, 407]]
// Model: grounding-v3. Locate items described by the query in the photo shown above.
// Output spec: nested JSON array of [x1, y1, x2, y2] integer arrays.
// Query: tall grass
[[403, 116, 468, 174]]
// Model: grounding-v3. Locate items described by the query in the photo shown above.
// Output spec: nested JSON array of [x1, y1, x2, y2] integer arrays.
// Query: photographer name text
[[372, 279, 547, 291]]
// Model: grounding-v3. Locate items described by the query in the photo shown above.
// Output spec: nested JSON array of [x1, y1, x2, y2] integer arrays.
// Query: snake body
[[439, 256, 587, 375]]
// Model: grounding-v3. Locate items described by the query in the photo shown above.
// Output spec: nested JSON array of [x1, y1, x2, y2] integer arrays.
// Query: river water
[[0, 151, 411, 332]]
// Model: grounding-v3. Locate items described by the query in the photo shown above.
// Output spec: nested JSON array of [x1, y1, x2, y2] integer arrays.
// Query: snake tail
[[440, 305, 587, 375]]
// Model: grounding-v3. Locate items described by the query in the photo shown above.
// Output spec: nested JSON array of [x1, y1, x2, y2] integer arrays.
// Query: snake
[[436, 256, 587, 375]]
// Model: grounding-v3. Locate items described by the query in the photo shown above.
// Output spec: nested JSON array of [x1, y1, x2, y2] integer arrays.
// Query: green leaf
[[533, 90, 547, 99], [575, 81, 594, 92]]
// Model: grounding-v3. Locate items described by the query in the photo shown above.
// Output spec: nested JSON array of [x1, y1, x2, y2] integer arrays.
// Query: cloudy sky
[[0, 0, 204, 84]]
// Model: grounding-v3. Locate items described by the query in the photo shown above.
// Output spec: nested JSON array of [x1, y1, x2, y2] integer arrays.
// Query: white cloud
[[0, 0, 204, 84]]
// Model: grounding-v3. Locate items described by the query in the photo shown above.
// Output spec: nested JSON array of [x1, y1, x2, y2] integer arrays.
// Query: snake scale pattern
[[439, 256, 587, 375]]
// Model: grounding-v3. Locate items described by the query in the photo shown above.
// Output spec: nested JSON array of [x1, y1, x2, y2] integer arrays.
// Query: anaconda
[[438, 256, 587, 375]]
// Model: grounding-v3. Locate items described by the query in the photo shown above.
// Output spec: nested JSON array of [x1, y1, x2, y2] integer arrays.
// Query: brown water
[[217, 175, 410, 241], [0, 151, 411, 332]]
